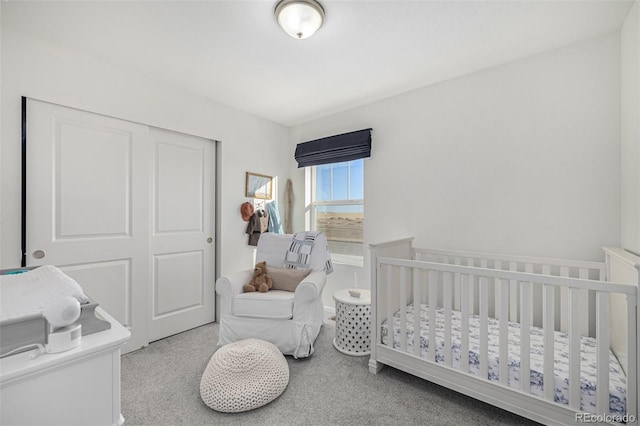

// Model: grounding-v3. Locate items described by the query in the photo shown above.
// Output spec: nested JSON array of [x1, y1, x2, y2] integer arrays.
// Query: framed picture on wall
[[246, 172, 273, 199]]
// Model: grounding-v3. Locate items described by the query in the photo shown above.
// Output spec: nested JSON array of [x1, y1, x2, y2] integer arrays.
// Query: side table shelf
[[332, 289, 371, 356]]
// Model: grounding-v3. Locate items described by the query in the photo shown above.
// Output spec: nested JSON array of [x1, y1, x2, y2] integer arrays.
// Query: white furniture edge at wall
[[1, 307, 131, 426], [369, 237, 639, 426]]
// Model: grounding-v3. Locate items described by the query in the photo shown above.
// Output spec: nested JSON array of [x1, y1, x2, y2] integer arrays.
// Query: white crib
[[369, 238, 639, 426]]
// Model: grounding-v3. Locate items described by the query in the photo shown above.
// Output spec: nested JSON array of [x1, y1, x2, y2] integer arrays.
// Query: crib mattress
[[381, 303, 626, 416]]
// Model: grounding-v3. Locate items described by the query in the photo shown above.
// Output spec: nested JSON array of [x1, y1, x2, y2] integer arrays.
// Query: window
[[306, 159, 364, 260]]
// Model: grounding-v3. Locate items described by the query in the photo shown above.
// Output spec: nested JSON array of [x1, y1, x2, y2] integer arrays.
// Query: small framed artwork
[[245, 172, 273, 199]]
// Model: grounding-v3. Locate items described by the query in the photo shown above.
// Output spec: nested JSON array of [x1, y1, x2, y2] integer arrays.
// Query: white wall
[[621, 0, 640, 256], [291, 33, 622, 302], [0, 27, 291, 281]]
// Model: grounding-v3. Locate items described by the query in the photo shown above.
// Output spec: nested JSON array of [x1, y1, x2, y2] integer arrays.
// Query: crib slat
[[386, 265, 394, 348], [460, 273, 470, 373], [400, 267, 408, 352], [413, 268, 422, 358], [467, 258, 476, 315], [542, 264, 551, 276], [479, 275, 489, 380], [520, 281, 531, 393], [541, 264, 560, 332], [444, 271, 453, 367], [480, 259, 494, 319], [499, 279, 509, 386], [579, 268, 590, 338], [543, 284, 555, 402], [560, 266, 570, 333], [494, 260, 502, 320], [454, 257, 461, 311], [578, 267, 588, 279], [597, 264, 606, 281], [596, 291, 610, 414], [509, 261, 518, 322], [428, 270, 437, 363], [568, 287, 581, 410], [542, 264, 560, 330], [554, 286, 562, 332], [525, 264, 534, 326]]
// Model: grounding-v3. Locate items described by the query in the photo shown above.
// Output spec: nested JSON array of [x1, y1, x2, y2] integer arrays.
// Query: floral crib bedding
[[380, 303, 627, 416]]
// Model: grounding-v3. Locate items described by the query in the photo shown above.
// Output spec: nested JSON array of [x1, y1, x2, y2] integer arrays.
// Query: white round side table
[[332, 289, 371, 356]]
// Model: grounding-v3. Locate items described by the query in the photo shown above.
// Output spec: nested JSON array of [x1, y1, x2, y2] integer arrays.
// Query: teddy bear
[[243, 261, 273, 293]]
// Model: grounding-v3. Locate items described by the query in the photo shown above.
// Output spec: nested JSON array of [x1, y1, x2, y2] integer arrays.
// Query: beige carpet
[[121, 320, 538, 425]]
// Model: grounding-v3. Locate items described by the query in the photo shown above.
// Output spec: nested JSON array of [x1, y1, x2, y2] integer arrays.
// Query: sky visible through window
[[316, 159, 363, 213]]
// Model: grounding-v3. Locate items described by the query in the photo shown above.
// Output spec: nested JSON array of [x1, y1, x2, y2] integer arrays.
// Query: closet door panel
[[26, 99, 150, 353], [149, 127, 215, 342]]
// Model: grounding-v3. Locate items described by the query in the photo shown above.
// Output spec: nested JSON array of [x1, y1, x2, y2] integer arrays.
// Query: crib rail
[[375, 256, 637, 422], [413, 247, 607, 279], [412, 248, 607, 336], [414, 247, 607, 338]]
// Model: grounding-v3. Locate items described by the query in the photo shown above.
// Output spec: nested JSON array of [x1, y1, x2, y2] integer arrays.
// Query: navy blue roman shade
[[294, 128, 372, 168]]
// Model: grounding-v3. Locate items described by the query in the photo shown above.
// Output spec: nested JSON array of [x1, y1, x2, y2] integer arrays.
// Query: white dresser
[[0, 307, 130, 426]]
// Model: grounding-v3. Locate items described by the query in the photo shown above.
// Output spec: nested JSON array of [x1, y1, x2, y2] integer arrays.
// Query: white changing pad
[[0, 266, 89, 322]]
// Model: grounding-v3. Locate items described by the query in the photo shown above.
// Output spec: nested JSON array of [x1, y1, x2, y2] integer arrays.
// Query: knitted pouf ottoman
[[200, 338, 289, 413]]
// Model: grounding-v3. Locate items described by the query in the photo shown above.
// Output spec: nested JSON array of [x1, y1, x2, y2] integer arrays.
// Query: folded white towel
[[0, 265, 89, 322]]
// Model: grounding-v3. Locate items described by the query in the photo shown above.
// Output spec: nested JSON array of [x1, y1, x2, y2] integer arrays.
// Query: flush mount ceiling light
[[274, 0, 325, 39]]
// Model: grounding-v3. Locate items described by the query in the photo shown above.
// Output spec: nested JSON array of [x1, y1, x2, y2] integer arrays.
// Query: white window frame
[[305, 163, 364, 267]]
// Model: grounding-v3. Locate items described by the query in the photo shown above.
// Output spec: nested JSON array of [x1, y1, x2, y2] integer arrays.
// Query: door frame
[[20, 97, 28, 267]]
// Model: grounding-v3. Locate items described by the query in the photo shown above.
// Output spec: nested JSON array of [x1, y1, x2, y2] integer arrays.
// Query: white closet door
[[25, 99, 216, 353], [26, 99, 151, 353], [148, 128, 215, 341]]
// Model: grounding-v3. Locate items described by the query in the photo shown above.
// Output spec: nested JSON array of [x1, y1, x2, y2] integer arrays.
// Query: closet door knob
[[207, 237, 213, 244], [32, 249, 46, 259]]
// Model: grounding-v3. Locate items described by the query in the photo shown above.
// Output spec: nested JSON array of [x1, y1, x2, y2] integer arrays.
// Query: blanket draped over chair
[[284, 231, 333, 274]]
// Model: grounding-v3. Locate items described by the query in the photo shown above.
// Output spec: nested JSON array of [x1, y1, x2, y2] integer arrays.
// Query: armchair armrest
[[293, 270, 326, 325], [215, 269, 253, 296], [216, 269, 253, 315], [293, 271, 326, 304]]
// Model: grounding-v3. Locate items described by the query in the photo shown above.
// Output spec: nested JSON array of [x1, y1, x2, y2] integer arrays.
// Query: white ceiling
[[2, 0, 634, 126]]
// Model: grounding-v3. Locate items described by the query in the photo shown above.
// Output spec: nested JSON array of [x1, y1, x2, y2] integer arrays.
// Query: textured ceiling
[[2, 0, 634, 126]]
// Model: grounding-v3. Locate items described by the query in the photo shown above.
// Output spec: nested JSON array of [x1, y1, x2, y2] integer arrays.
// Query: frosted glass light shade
[[275, 0, 325, 39]]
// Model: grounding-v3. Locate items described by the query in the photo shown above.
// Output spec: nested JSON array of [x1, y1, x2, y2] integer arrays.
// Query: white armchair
[[216, 233, 330, 358]]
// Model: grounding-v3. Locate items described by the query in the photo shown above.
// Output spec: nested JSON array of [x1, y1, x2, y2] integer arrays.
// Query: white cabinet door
[[25, 99, 215, 352]]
